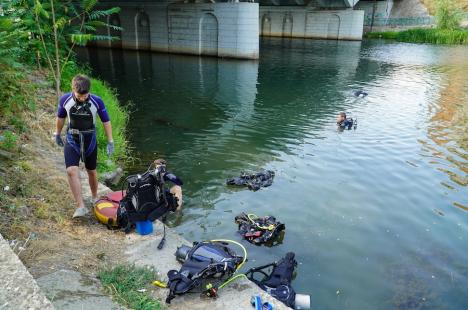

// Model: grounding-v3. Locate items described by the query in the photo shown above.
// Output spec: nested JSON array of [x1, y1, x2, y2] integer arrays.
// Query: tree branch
[[34, 5, 56, 82]]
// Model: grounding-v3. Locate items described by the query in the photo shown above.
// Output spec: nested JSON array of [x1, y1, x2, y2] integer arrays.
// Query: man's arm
[[56, 117, 65, 135], [102, 121, 113, 143]]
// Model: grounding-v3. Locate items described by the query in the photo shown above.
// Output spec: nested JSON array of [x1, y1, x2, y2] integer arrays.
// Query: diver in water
[[54, 75, 115, 218], [353, 90, 368, 97], [336, 112, 356, 130]]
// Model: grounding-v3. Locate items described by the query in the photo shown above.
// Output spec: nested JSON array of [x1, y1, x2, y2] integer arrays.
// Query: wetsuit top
[[57, 92, 110, 130]]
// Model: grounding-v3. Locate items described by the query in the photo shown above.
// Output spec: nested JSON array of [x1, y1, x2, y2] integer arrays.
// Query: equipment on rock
[[235, 213, 285, 245], [94, 191, 123, 227], [246, 252, 310, 309], [166, 240, 246, 304], [251, 295, 274, 310], [94, 160, 182, 249], [226, 170, 275, 191]]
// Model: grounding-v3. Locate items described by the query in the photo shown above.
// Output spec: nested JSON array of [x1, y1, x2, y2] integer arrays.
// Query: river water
[[78, 38, 467, 309]]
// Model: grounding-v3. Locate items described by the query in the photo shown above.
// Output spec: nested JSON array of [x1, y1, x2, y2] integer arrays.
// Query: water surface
[[78, 38, 468, 309]]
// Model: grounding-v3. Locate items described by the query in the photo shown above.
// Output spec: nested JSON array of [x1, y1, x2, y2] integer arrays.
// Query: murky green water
[[78, 38, 468, 309]]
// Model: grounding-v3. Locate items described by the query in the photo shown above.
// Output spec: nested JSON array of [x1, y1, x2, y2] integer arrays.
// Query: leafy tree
[[3, 0, 121, 100], [0, 13, 33, 116]]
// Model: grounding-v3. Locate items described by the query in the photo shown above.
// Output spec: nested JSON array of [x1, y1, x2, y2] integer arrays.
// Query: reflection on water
[[77, 39, 468, 309], [424, 49, 467, 206]]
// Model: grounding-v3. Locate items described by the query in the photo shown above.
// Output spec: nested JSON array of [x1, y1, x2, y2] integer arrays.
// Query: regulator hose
[[209, 239, 248, 290]]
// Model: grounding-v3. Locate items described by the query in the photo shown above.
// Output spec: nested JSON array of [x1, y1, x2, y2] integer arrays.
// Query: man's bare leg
[[66, 166, 85, 209], [170, 185, 183, 211], [87, 169, 98, 202]]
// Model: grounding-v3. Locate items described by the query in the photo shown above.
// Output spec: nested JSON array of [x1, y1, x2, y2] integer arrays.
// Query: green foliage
[[366, 29, 468, 45], [2, 0, 122, 98], [0, 131, 18, 151], [435, 0, 462, 30], [99, 265, 162, 310]]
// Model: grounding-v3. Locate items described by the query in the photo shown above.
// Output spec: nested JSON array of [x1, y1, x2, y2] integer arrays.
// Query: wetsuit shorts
[[64, 134, 98, 170]]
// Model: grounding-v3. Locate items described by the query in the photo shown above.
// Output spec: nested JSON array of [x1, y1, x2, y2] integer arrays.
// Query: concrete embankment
[[0, 234, 54, 310]]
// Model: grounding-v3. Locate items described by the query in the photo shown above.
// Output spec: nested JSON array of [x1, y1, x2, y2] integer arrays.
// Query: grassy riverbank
[[365, 28, 468, 45]]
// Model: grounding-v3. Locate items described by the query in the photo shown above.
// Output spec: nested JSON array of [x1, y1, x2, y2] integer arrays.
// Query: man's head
[[337, 112, 346, 123], [72, 75, 91, 102]]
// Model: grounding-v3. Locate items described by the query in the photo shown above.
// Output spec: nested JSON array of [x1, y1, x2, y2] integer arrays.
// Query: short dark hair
[[72, 75, 91, 94]]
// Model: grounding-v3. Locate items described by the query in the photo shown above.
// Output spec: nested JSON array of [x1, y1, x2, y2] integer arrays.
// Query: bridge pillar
[[259, 7, 364, 40], [95, 2, 259, 60]]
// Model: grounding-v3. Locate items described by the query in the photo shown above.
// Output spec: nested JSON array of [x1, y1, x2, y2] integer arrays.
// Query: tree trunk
[[51, 0, 61, 102]]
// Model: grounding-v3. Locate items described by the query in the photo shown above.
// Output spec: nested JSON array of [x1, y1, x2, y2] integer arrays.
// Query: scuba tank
[[166, 241, 245, 304], [246, 252, 310, 309]]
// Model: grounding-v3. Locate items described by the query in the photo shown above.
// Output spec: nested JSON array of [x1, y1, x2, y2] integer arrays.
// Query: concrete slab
[[0, 234, 54, 310], [36, 270, 124, 310], [125, 221, 290, 310]]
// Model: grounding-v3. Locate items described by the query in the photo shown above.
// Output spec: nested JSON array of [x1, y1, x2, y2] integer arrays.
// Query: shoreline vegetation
[[365, 28, 468, 45], [366, 0, 468, 45]]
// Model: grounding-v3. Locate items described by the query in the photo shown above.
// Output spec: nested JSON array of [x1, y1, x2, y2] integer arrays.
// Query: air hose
[[209, 239, 248, 290], [247, 213, 275, 231]]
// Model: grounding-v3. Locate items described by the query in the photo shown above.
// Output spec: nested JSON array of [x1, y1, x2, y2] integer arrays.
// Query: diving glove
[[54, 133, 64, 147], [107, 141, 114, 156]]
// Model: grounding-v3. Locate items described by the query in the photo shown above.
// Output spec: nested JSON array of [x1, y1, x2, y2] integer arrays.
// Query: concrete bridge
[[96, 0, 368, 59]]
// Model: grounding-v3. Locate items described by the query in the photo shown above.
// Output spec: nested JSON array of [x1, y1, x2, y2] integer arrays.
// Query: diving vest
[[69, 98, 94, 131], [246, 252, 298, 308], [166, 241, 244, 304]]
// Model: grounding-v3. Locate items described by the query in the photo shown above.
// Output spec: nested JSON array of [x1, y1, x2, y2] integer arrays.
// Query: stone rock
[[102, 167, 123, 187]]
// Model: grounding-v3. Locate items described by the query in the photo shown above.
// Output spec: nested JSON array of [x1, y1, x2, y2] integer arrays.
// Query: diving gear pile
[[166, 240, 245, 304], [246, 252, 310, 309], [235, 213, 285, 245], [226, 170, 275, 191], [93, 161, 182, 234]]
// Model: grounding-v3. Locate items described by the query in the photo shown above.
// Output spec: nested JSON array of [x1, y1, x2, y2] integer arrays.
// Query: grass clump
[[366, 28, 468, 44], [99, 265, 162, 310], [435, 0, 463, 30]]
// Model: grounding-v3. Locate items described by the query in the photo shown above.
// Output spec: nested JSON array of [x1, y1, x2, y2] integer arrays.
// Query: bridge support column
[[96, 2, 259, 60], [259, 7, 364, 40]]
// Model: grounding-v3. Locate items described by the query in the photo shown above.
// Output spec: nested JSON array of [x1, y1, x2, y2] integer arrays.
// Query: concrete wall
[[355, 0, 393, 23], [259, 7, 364, 40], [95, 2, 259, 59], [0, 234, 54, 310]]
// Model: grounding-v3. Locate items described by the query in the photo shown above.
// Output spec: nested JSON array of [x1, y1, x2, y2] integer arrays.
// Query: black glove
[[55, 133, 64, 147]]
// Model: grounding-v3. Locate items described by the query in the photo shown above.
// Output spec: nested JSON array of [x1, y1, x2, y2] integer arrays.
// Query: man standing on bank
[[54, 75, 114, 218]]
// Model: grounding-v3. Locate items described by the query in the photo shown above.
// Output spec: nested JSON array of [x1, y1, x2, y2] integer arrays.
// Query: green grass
[[365, 28, 468, 45], [98, 265, 162, 310], [61, 62, 130, 174]]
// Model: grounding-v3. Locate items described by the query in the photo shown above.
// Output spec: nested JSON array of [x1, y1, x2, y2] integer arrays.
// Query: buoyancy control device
[[246, 252, 310, 309], [226, 170, 275, 191], [115, 162, 181, 234], [235, 213, 285, 245], [166, 241, 245, 304]]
